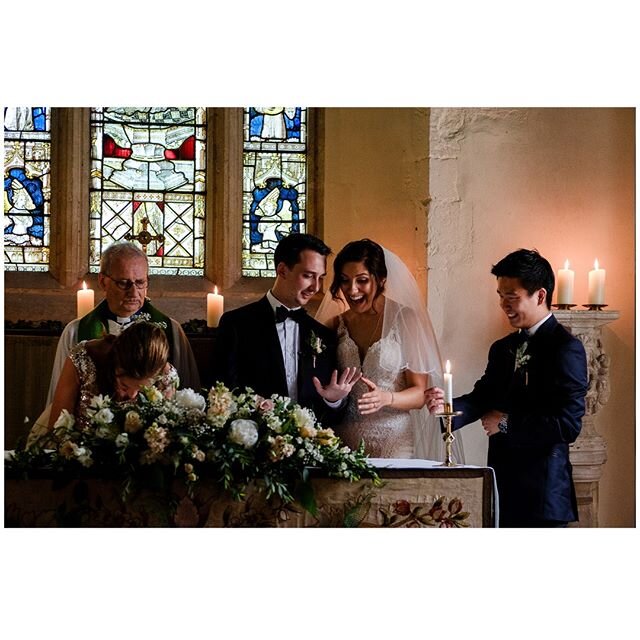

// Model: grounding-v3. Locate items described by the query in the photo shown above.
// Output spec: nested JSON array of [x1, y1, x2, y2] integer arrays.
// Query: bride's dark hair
[[329, 239, 387, 299]]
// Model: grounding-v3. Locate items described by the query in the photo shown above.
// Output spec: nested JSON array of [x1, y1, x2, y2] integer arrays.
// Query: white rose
[[175, 389, 206, 411], [228, 419, 259, 449], [115, 433, 129, 448], [93, 408, 114, 425]]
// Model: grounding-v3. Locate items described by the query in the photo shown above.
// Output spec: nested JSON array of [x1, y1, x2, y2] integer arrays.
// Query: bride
[[316, 239, 464, 462]]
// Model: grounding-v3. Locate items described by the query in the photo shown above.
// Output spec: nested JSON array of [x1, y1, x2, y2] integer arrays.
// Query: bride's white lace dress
[[334, 315, 415, 458]]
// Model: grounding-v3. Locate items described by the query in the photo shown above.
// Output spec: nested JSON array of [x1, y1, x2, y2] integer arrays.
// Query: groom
[[427, 249, 588, 527], [211, 233, 359, 423]]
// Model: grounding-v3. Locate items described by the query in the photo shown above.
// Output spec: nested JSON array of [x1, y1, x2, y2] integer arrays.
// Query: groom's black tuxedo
[[453, 315, 588, 527], [211, 296, 341, 424]]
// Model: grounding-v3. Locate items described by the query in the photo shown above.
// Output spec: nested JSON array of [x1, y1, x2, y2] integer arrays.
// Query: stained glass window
[[242, 107, 307, 277], [89, 107, 206, 275], [4, 107, 51, 271]]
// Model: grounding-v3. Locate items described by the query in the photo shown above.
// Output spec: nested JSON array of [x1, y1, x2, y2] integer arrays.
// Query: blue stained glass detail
[[248, 108, 302, 141], [4, 168, 45, 239], [248, 177, 301, 246], [32, 108, 47, 131]]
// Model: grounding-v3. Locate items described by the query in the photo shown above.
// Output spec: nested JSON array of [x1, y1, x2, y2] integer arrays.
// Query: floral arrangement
[[15, 383, 379, 511]]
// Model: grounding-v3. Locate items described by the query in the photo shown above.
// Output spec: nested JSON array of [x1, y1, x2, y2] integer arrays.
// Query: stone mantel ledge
[[553, 309, 621, 329]]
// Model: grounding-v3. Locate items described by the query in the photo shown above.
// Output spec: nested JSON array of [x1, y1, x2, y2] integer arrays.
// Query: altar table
[[5, 458, 497, 528]]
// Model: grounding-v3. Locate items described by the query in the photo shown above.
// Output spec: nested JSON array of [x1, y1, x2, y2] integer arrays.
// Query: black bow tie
[[275, 306, 307, 324]]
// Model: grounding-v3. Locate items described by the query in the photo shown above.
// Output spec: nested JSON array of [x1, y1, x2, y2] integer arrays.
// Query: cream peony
[[175, 388, 206, 411], [228, 419, 259, 449]]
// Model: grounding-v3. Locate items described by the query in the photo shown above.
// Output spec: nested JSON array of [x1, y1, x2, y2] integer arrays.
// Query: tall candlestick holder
[[582, 304, 608, 311], [552, 303, 576, 310], [435, 403, 462, 467]]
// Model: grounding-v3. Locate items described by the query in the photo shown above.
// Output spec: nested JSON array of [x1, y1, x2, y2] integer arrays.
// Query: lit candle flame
[[564, 259, 570, 270], [445, 359, 451, 374], [214, 285, 219, 295], [594, 258, 599, 270], [82, 280, 88, 290]]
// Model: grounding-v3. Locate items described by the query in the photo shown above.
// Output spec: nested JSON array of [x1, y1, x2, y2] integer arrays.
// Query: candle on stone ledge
[[556, 259, 575, 305], [444, 359, 453, 407], [207, 286, 224, 328], [588, 258, 606, 305], [77, 280, 94, 318]]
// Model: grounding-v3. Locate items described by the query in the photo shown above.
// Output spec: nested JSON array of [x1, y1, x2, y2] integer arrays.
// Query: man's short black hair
[[491, 248, 555, 309], [274, 233, 331, 269]]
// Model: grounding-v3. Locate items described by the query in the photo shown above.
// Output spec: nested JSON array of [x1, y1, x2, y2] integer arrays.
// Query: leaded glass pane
[[4, 107, 51, 271], [242, 107, 307, 276], [89, 107, 206, 275]]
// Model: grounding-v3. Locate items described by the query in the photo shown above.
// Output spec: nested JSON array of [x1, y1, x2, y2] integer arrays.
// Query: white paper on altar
[[369, 458, 486, 470]]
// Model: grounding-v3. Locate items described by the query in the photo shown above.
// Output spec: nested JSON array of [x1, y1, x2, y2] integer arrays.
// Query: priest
[[46, 241, 200, 403]]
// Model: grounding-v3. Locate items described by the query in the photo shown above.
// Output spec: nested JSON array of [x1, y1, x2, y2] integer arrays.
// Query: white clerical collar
[[266, 290, 301, 314], [525, 312, 552, 337]]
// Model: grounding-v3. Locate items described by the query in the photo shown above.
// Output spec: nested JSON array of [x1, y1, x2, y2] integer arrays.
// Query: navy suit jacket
[[211, 296, 341, 425], [453, 315, 588, 526]]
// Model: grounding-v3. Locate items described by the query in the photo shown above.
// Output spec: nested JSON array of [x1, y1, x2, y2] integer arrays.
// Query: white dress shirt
[[266, 290, 301, 401]]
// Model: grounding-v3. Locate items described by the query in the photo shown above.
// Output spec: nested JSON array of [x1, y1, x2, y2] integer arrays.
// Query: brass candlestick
[[582, 304, 608, 311], [435, 402, 462, 467], [552, 303, 577, 310]]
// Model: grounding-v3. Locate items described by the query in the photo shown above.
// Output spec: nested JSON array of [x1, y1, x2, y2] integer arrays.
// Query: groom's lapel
[[257, 296, 287, 389]]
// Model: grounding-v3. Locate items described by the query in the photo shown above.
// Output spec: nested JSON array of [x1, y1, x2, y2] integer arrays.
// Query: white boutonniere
[[514, 342, 531, 385], [308, 331, 326, 368]]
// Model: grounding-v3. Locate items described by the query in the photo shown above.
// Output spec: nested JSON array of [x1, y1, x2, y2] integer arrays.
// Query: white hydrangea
[[228, 419, 259, 449]]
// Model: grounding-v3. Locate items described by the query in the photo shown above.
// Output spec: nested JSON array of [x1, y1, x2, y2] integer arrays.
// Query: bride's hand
[[358, 376, 392, 415], [424, 386, 445, 414], [313, 367, 362, 403]]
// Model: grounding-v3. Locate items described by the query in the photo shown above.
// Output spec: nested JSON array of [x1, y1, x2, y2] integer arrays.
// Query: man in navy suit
[[212, 233, 360, 424], [426, 249, 588, 527]]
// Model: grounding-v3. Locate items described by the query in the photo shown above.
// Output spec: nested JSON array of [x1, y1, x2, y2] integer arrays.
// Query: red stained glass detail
[[164, 136, 195, 160], [103, 135, 132, 158]]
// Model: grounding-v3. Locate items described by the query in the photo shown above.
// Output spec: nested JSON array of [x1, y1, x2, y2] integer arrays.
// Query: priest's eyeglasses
[[104, 275, 149, 290]]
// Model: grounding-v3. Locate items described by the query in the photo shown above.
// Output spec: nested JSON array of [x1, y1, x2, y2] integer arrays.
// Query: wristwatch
[[498, 415, 509, 434]]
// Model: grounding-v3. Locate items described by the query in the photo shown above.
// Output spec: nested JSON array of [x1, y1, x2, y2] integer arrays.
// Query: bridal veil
[[316, 245, 465, 463]]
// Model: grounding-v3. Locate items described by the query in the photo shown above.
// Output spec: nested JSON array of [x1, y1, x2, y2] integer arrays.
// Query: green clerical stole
[[77, 299, 175, 359]]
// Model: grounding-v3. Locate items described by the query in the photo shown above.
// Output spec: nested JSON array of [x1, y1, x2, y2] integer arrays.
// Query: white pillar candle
[[207, 286, 224, 327], [556, 259, 575, 305], [77, 280, 94, 318], [588, 259, 606, 305], [444, 359, 453, 407]]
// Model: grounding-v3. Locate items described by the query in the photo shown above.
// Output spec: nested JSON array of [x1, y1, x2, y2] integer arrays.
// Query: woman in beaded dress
[[28, 321, 178, 445], [316, 239, 464, 462]]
